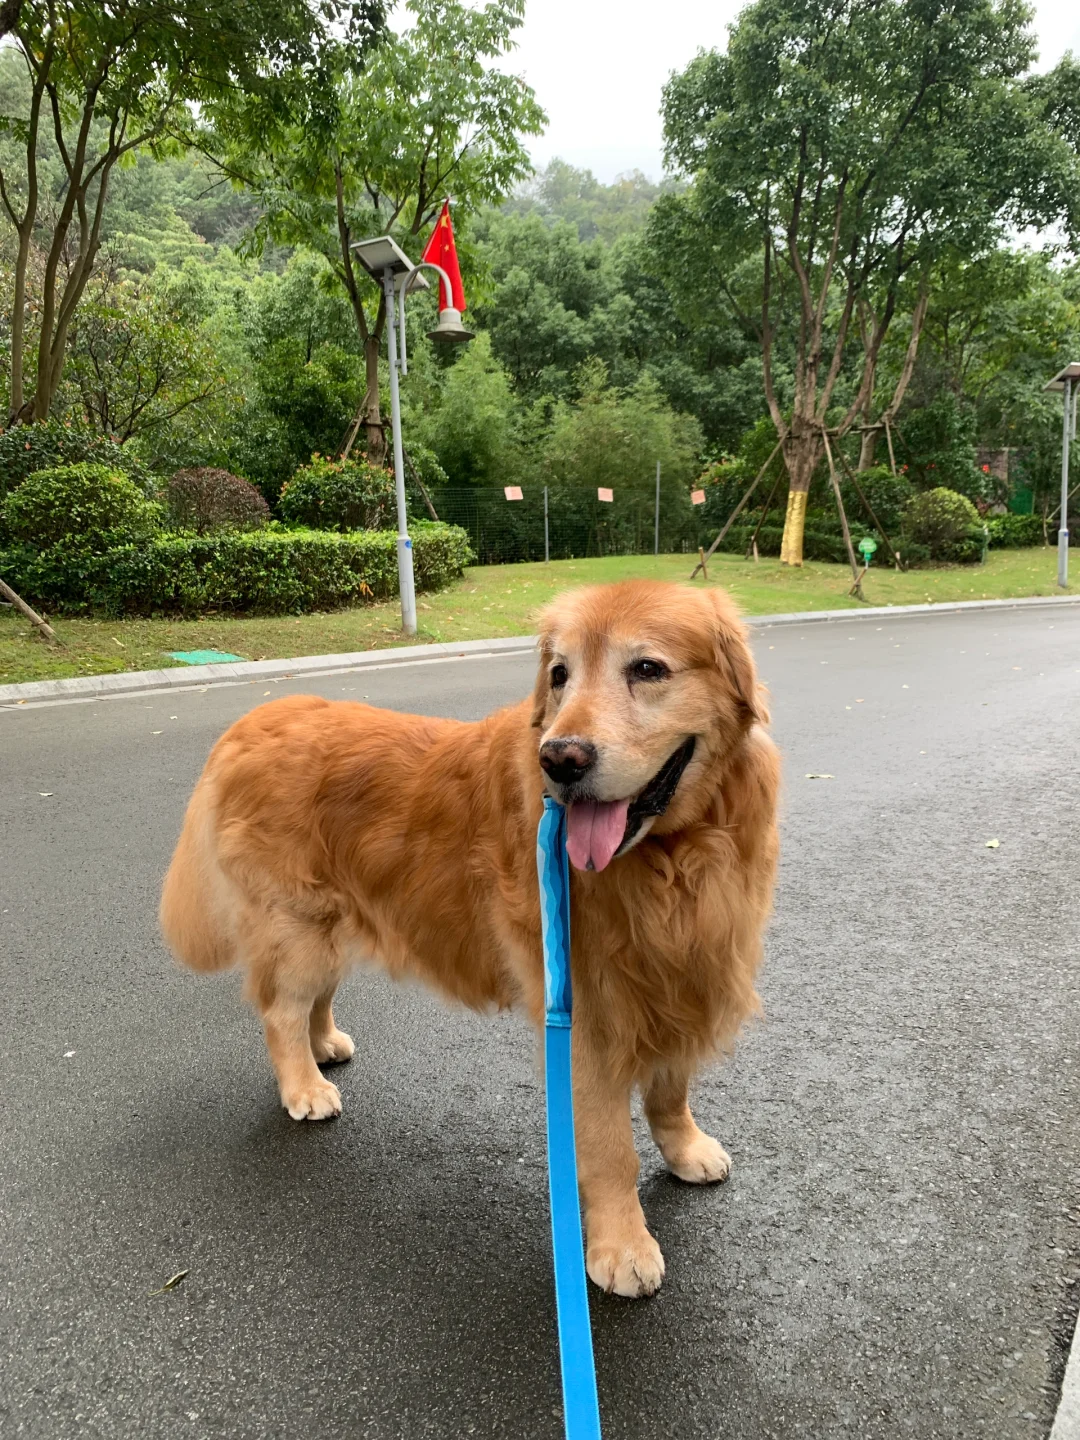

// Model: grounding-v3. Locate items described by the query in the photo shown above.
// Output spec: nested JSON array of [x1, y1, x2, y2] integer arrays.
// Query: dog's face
[[532, 581, 764, 872]]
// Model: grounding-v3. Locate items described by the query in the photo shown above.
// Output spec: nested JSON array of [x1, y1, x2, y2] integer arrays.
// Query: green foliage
[[0, 520, 472, 616], [903, 487, 982, 558], [410, 334, 522, 487], [279, 455, 395, 531], [164, 468, 270, 534], [899, 396, 988, 501], [1, 462, 162, 551], [985, 512, 1046, 547], [0, 420, 155, 500], [545, 363, 703, 499], [66, 263, 238, 443], [840, 466, 914, 537]]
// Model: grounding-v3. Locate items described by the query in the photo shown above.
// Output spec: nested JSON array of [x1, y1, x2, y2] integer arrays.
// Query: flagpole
[[382, 266, 417, 636]]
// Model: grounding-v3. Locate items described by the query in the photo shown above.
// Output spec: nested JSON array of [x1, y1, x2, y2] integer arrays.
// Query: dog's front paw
[[586, 1226, 665, 1299], [312, 1028, 355, 1064], [282, 1077, 342, 1121], [661, 1131, 731, 1185]]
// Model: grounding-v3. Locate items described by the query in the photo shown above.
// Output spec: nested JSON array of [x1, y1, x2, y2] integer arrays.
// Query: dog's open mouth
[[565, 736, 696, 873]]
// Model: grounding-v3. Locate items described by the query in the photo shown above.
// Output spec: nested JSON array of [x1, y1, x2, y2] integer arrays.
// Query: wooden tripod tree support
[[831, 440, 904, 570], [690, 437, 785, 579], [884, 415, 898, 478], [746, 466, 785, 559], [820, 430, 866, 601], [0, 576, 62, 645]]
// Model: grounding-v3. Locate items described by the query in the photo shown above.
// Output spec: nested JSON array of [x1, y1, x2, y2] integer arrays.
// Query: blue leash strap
[[537, 797, 602, 1440]]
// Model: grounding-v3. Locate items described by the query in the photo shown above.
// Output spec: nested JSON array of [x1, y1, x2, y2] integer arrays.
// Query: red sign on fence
[[504, 486, 523, 500], [597, 487, 613, 503], [691, 489, 706, 505]]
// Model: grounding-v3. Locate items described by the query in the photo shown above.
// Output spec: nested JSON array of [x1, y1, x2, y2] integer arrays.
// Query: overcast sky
[[497, 0, 1080, 183]]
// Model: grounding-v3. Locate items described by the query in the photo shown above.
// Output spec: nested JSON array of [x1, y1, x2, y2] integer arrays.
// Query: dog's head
[[531, 580, 765, 873]]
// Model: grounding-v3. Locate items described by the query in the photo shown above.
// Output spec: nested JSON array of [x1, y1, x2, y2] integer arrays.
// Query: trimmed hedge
[[985, 513, 1045, 548], [1, 520, 474, 616], [279, 456, 395, 532], [164, 467, 270, 534], [1, 462, 162, 551], [0, 419, 155, 500]]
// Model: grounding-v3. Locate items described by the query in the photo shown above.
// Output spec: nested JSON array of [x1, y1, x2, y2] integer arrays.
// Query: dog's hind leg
[[309, 985, 355, 1065], [245, 916, 347, 1121], [644, 1065, 731, 1184]]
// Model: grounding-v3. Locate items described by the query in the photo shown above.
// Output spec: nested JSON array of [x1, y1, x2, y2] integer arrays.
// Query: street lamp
[[1043, 361, 1080, 589], [351, 235, 474, 635]]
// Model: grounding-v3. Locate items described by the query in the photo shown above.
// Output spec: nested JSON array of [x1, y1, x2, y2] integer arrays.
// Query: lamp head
[[427, 307, 475, 345]]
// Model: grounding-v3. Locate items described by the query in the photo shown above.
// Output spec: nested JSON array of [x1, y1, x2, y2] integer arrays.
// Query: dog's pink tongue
[[565, 798, 630, 873]]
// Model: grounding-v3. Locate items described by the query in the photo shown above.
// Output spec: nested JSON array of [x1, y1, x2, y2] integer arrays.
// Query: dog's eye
[[630, 658, 668, 683], [550, 664, 568, 689]]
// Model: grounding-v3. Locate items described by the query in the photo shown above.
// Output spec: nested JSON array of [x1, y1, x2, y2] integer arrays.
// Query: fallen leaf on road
[[63, 1050, 75, 1058], [805, 773, 834, 780], [149, 1269, 188, 1297], [38, 792, 53, 797], [985, 839, 1000, 849]]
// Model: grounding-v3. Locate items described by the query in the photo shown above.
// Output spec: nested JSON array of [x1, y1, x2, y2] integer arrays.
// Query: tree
[[208, 0, 544, 462], [661, 0, 1080, 564], [0, 0, 377, 424], [66, 258, 234, 442]]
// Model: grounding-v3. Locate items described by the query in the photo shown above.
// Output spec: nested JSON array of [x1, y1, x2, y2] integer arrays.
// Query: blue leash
[[537, 797, 602, 1440]]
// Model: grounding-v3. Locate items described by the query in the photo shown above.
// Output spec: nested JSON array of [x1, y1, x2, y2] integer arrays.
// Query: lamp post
[[1044, 362, 1080, 589], [350, 235, 474, 635]]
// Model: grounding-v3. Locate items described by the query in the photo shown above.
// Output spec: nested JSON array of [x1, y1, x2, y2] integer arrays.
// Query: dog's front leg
[[644, 1065, 731, 1184], [572, 1038, 664, 1299]]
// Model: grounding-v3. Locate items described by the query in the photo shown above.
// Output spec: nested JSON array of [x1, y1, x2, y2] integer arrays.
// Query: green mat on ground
[[167, 650, 245, 665]]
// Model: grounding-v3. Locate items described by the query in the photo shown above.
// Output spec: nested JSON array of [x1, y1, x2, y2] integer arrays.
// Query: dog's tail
[[160, 780, 236, 974]]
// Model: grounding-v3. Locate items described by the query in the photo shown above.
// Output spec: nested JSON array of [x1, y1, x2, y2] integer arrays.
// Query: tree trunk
[[858, 425, 879, 470], [779, 426, 821, 566], [363, 335, 385, 465]]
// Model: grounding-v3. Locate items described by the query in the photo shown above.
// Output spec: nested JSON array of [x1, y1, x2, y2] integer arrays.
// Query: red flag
[[421, 200, 466, 312]]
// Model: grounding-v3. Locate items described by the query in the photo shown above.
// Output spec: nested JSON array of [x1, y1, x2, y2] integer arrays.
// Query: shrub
[[985, 513, 1045, 548], [840, 465, 915, 537], [0, 520, 473, 616], [902, 487, 981, 558], [164, 467, 270, 534], [279, 455, 396, 531], [0, 462, 162, 552], [0, 419, 155, 500]]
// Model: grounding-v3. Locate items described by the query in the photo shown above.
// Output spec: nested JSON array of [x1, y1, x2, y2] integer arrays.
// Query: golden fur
[[160, 580, 780, 1297]]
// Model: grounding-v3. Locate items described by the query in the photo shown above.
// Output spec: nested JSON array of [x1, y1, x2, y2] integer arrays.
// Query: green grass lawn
[[1, 547, 1074, 687]]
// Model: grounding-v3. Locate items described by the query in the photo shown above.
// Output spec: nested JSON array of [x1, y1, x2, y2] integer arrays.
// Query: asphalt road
[[2, 605, 1080, 1440]]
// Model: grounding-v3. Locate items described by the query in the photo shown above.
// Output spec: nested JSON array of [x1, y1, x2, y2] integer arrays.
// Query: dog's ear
[[707, 591, 767, 726]]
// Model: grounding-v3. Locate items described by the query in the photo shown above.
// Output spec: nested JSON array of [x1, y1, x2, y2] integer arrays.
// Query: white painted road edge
[[3, 592, 1080, 709], [1052, 1338, 1080, 1440]]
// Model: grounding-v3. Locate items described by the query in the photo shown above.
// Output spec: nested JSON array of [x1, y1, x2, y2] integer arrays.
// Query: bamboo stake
[[832, 439, 904, 569], [746, 466, 785, 558], [691, 437, 784, 579], [821, 430, 866, 601], [0, 576, 61, 645], [403, 447, 440, 521], [881, 417, 898, 478]]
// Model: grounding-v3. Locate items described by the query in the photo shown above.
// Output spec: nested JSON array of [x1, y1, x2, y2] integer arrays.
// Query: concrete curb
[[1051, 1327, 1080, 1440], [2, 592, 1078, 709]]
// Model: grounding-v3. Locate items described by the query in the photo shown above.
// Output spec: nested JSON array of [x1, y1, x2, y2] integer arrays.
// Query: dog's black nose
[[539, 738, 597, 786]]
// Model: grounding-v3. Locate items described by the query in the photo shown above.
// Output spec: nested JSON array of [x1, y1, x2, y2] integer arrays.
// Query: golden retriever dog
[[160, 580, 780, 1297]]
